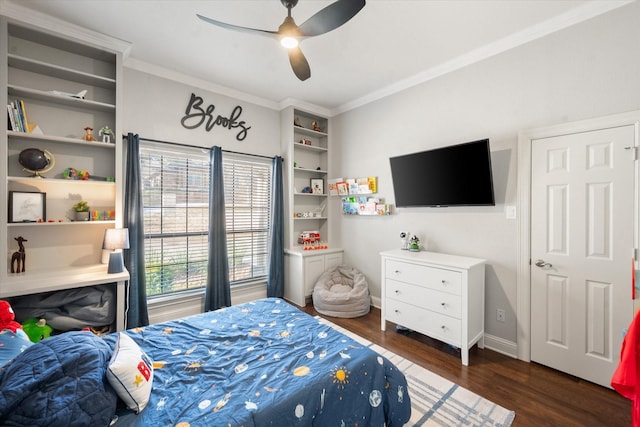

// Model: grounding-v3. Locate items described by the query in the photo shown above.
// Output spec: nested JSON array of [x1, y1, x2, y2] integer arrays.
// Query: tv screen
[[389, 139, 495, 207]]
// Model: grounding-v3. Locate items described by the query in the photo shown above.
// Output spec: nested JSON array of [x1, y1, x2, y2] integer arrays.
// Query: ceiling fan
[[197, 0, 366, 81]]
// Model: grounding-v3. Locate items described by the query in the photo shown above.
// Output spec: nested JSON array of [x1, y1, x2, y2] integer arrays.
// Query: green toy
[[409, 235, 421, 252], [22, 318, 53, 343]]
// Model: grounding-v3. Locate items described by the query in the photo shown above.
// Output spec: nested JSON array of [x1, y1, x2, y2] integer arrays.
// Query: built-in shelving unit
[[280, 106, 343, 306], [281, 107, 331, 249], [0, 14, 129, 330]]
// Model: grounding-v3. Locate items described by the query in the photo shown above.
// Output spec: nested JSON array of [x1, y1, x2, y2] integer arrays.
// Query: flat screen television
[[389, 139, 495, 207]]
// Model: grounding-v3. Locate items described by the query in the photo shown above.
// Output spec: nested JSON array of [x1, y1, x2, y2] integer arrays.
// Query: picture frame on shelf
[[9, 191, 46, 223], [311, 178, 324, 195]]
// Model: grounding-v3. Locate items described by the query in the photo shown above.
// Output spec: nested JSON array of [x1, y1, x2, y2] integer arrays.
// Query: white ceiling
[[6, 0, 633, 114]]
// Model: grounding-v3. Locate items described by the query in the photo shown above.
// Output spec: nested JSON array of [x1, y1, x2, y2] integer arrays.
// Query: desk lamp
[[103, 228, 129, 274]]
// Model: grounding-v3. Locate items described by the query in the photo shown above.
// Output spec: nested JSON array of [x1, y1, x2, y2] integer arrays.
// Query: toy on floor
[[22, 317, 53, 343], [0, 300, 23, 333]]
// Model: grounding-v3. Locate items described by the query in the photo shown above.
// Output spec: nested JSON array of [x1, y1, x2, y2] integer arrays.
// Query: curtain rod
[[122, 134, 279, 161]]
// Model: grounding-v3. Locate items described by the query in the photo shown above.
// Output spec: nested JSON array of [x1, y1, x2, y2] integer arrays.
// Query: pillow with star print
[[106, 332, 154, 413]]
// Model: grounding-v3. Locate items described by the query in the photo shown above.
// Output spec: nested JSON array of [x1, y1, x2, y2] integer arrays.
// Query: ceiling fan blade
[[298, 0, 366, 37], [197, 13, 279, 38], [288, 46, 311, 81]]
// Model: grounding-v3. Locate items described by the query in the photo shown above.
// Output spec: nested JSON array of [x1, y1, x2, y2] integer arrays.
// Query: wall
[[122, 67, 279, 321], [330, 3, 640, 352], [123, 67, 280, 154]]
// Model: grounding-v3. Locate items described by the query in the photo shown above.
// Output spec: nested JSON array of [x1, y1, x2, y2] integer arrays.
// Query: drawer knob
[[394, 289, 400, 294], [394, 270, 401, 274], [440, 302, 446, 307], [394, 309, 400, 314], [441, 280, 446, 285], [441, 325, 446, 330]]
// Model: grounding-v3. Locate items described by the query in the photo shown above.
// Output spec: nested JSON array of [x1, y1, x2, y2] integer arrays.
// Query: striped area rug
[[318, 317, 516, 427]]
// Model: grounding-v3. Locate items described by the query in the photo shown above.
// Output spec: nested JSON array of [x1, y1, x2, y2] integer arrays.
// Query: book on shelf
[[18, 99, 30, 132], [6, 99, 32, 133], [341, 196, 389, 216], [356, 177, 372, 194], [329, 176, 378, 196], [7, 104, 16, 131], [368, 176, 377, 193], [337, 181, 349, 196], [328, 178, 342, 196]]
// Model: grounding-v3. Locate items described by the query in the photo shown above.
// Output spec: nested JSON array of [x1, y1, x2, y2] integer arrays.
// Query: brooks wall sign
[[181, 92, 251, 141]]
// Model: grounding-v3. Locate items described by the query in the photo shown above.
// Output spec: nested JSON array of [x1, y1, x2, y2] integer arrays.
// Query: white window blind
[[223, 154, 272, 283], [140, 143, 272, 297]]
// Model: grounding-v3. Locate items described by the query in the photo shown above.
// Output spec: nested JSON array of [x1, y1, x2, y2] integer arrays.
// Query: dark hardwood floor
[[301, 305, 631, 426]]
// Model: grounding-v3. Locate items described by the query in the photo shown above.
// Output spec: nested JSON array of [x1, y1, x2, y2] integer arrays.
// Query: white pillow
[[106, 333, 154, 413]]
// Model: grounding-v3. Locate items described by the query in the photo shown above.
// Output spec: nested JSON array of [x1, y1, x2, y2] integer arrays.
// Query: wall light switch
[[505, 205, 516, 219]]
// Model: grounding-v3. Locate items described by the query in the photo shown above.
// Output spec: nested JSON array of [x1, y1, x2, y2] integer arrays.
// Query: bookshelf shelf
[[8, 84, 115, 112], [8, 54, 116, 89], [8, 220, 115, 227], [7, 130, 115, 149]]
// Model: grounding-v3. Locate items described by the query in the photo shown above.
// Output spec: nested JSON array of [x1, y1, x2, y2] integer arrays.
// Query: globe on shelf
[[18, 148, 55, 178]]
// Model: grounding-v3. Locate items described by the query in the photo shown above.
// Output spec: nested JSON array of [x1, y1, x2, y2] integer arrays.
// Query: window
[[140, 143, 272, 297]]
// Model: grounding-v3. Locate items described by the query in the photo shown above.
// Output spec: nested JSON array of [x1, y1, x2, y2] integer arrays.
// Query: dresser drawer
[[385, 279, 462, 319], [386, 259, 462, 295], [386, 299, 461, 347]]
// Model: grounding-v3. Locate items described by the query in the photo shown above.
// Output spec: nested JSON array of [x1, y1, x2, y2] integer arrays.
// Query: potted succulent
[[73, 200, 90, 221]]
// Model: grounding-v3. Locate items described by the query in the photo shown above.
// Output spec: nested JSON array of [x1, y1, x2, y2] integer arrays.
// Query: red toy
[[0, 300, 22, 333]]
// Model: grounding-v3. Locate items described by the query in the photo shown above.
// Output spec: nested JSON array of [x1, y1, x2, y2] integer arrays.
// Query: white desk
[[1, 264, 129, 331]]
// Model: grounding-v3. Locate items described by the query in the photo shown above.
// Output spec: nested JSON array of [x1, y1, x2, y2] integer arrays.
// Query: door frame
[[516, 110, 640, 362]]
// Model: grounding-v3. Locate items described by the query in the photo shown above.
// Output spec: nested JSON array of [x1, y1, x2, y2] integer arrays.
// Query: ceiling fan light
[[280, 36, 299, 48]]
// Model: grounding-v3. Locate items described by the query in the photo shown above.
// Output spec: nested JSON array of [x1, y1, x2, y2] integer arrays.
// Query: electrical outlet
[[497, 308, 506, 322]]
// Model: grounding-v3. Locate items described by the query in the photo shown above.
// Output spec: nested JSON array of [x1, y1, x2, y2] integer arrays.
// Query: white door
[[530, 125, 635, 387]]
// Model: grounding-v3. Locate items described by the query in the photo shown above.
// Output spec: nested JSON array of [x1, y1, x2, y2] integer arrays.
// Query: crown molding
[[331, 0, 635, 116], [0, 0, 131, 56], [125, 58, 281, 111], [278, 98, 332, 117]]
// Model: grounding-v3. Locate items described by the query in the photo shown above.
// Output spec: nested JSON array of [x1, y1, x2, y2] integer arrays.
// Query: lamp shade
[[103, 228, 130, 251]]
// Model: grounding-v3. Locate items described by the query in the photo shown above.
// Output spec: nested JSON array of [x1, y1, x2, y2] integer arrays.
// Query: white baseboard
[[371, 295, 381, 309], [483, 333, 518, 359]]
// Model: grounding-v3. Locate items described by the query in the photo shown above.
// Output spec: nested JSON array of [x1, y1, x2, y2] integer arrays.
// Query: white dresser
[[380, 249, 485, 366], [284, 248, 344, 306]]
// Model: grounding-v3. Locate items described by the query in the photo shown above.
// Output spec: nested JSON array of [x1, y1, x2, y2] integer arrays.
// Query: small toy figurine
[[99, 125, 113, 143], [0, 301, 23, 333], [409, 235, 421, 252], [400, 232, 410, 250], [10, 236, 27, 274], [83, 126, 96, 141], [311, 121, 323, 132], [22, 318, 53, 343]]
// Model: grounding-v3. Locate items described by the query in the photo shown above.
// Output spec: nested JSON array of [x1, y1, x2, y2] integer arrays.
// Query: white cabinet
[[380, 249, 485, 366], [284, 248, 343, 306]]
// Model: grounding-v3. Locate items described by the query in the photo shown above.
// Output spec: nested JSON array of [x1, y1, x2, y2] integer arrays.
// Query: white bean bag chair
[[313, 265, 370, 318]]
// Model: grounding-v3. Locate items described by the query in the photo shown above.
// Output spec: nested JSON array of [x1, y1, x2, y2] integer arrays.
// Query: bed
[[0, 297, 411, 426]]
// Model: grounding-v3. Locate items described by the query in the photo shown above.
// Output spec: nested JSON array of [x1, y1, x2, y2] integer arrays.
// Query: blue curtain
[[267, 156, 284, 297], [124, 133, 149, 328], [205, 146, 231, 311]]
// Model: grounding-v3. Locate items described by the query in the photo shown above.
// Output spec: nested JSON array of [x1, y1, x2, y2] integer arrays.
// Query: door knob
[[535, 259, 553, 268]]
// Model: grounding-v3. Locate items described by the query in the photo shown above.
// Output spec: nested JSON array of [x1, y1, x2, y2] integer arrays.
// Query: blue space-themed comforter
[[111, 298, 411, 426]]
